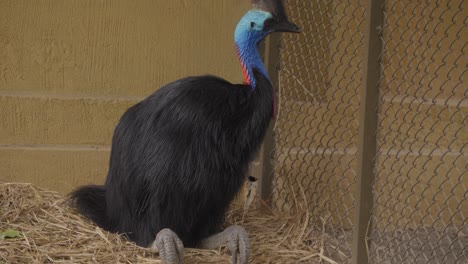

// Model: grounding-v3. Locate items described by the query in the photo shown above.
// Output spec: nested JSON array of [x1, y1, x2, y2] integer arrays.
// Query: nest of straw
[[0, 183, 332, 264]]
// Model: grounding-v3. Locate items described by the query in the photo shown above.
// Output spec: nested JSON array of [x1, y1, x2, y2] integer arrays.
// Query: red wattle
[[236, 44, 276, 119], [241, 62, 252, 85], [236, 45, 252, 85]]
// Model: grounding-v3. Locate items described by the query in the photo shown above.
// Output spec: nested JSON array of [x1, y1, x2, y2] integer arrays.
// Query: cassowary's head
[[235, 0, 300, 45]]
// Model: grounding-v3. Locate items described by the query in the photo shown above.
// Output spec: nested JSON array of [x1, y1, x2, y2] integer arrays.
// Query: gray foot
[[224, 225, 250, 264], [149, 228, 184, 264]]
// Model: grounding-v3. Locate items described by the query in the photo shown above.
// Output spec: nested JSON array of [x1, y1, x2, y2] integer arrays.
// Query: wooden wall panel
[[0, 0, 251, 194], [0, 147, 110, 193], [0, 95, 139, 145], [0, 0, 249, 96]]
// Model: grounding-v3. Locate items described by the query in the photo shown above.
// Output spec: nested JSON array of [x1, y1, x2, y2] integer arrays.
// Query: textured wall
[[273, 0, 466, 231], [0, 0, 250, 194]]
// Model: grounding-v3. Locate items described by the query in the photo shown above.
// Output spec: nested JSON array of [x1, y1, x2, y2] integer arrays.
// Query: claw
[[225, 225, 250, 264], [150, 228, 184, 264], [199, 225, 250, 264]]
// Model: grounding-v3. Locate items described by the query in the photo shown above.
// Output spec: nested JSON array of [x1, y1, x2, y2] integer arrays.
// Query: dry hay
[[0, 183, 335, 264]]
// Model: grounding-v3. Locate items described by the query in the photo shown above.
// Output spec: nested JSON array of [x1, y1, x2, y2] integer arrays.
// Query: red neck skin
[[235, 45, 252, 85], [235, 45, 277, 119]]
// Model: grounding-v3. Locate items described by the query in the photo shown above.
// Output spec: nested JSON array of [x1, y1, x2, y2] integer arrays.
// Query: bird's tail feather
[[69, 185, 111, 230]]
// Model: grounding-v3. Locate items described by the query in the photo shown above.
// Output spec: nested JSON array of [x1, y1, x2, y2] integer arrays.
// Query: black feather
[[70, 69, 274, 247], [69, 185, 108, 229]]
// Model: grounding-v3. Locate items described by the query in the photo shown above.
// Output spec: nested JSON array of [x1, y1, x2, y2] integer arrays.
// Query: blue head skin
[[235, 10, 274, 88], [235, 8, 300, 88]]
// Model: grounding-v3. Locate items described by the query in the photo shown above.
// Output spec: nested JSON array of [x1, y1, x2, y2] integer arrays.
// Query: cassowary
[[70, 1, 299, 263]]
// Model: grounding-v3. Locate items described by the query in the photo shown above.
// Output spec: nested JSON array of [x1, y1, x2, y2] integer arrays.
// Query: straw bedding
[[0, 183, 332, 264]]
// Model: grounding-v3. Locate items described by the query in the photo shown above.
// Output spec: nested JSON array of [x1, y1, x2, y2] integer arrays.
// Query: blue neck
[[235, 41, 270, 89], [234, 10, 273, 88]]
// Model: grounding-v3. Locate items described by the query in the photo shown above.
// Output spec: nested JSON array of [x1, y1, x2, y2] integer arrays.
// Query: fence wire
[[369, 0, 467, 263], [272, 0, 365, 262], [272, 0, 466, 263]]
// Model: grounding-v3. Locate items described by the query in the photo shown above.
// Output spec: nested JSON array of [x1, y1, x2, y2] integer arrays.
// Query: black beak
[[270, 20, 301, 33], [264, 18, 301, 33]]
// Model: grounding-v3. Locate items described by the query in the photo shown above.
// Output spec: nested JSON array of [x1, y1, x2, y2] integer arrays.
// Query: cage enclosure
[[0, 0, 466, 263], [253, 0, 467, 263]]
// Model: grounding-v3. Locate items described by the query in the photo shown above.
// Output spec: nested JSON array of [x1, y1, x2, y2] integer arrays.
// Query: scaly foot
[[225, 225, 250, 264], [149, 228, 184, 264], [200, 225, 250, 264]]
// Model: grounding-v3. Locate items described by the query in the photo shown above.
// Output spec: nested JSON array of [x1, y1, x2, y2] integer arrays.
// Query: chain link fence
[[271, 0, 365, 262], [269, 0, 466, 263], [369, 0, 467, 263]]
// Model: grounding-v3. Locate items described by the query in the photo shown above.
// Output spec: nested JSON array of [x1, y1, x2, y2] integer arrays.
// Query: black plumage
[[71, 71, 273, 247], [70, 2, 300, 258]]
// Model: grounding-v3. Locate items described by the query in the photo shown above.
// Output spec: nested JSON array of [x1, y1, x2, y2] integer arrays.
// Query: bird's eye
[[250, 22, 256, 28]]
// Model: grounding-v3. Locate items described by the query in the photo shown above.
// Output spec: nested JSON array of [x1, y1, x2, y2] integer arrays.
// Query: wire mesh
[[272, 0, 466, 263], [271, 0, 366, 262], [369, 0, 467, 263]]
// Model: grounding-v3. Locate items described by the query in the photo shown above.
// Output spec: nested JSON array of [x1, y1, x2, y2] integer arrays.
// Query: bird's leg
[[199, 225, 250, 264], [149, 228, 184, 264]]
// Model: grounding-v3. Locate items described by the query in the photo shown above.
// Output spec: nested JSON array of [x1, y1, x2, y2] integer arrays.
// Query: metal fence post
[[248, 34, 281, 202], [352, 0, 384, 263], [261, 34, 282, 201]]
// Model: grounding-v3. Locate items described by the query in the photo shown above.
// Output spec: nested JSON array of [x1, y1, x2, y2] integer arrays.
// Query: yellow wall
[[272, 0, 466, 229], [273, 0, 365, 228], [0, 0, 251, 194]]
